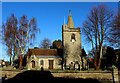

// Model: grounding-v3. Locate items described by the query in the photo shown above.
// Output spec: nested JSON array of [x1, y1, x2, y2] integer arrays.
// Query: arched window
[[40, 60, 44, 65], [71, 33, 76, 43], [71, 34, 75, 39]]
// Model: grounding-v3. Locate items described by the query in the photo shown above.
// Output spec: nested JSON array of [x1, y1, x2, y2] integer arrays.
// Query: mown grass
[[22, 67, 109, 72]]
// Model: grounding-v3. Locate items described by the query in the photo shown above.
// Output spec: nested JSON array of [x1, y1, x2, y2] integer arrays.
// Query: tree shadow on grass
[[2, 70, 103, 83]]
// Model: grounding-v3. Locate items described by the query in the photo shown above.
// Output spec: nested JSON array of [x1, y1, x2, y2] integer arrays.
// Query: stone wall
[[2, 70, 112, 81], [51, 71, 113, 81], [118, 71, 120, 83], [2, 70, 22, 78], [2, 68, 120, 83]]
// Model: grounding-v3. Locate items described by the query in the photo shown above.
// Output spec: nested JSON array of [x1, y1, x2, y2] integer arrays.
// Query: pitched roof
[[67, 10, 75, 28], [27, 49, 58, 56]]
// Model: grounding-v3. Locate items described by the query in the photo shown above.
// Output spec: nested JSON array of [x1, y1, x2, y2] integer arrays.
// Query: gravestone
[[74, 64, 79, 70], [69, 62, 74, 70]]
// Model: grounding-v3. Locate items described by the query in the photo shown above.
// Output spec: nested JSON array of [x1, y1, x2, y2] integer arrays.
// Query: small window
[[40, 60, 44, 65], [71, 33, 75, 40], [71, 33, 76, 43]]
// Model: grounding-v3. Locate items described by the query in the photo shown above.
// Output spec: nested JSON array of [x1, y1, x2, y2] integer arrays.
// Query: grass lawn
[[22, 67, 109, 72]]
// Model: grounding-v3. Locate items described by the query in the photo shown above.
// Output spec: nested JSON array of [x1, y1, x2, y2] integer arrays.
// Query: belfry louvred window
[[71, 33, 76, 43]]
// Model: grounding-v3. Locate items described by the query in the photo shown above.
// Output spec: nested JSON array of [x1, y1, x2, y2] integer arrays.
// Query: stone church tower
[[62, 10, 82, 69]]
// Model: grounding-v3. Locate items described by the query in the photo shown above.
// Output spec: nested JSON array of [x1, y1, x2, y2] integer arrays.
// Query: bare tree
[[2, 14, 40, 70], [15, 15, 39, 70], [109, 12, 120, 48], [82, 4, 113, 70], [2, 14, 18, 66], [40, 38, 51, 49]]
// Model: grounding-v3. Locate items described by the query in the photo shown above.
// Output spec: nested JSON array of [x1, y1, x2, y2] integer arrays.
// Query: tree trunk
[[18, 54, 23, 70], [10, 55, 12, 65], [97, 42, 103, 70], [94, 53, 98, 70], [11, 60, 13, 66], [95, 35, 98, 70], [11, 56, 15, 66], [11, 47, 16, 66]]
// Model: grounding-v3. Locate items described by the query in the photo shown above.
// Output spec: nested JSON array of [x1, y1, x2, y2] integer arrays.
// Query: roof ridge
[[29, 49, 57, 50]]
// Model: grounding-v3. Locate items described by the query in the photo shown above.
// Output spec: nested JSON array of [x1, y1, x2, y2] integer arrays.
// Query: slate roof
[[27, 48, 63, 57]]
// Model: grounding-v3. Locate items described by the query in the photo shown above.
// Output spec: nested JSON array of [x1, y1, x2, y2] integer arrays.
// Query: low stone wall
[[2, 70, 22, 78], [51, 71, 113, 81], [118, 71, 120, 83], [2, 70, 113, 82]]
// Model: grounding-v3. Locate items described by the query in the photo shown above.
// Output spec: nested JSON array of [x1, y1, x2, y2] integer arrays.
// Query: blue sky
[[1, 2, 118, 61]]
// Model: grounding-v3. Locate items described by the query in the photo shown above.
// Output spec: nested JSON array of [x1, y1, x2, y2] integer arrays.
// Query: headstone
[[13, 67, 16, 70], [69, 62, 74, 70], [74, 64, 79, 70]]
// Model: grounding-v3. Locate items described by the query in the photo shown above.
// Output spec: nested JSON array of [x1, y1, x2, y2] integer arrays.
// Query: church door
[[31, 61, 35, 68], [49, 60, 53, 69]]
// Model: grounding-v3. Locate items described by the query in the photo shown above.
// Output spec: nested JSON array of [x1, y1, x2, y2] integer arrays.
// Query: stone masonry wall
[[2, 70, 22, 78], [2, 70, 113, 81], [118, 71, 120, 83], [63, 30, 82, 68], [51, 71, 112, 80]]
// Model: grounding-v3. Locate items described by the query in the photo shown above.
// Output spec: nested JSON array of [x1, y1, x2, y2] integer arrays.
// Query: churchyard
[[1, 65, 120, 83], [1, 2, 120, 83]]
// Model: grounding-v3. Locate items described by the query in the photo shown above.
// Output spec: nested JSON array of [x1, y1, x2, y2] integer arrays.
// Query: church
[[26, 10, 87, 70]]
